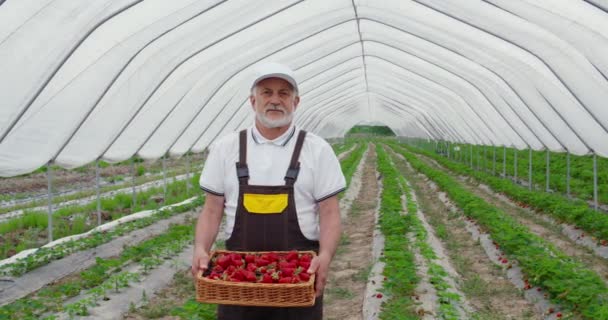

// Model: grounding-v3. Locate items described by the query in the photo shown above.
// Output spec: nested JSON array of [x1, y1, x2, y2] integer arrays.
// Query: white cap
[[251, 62, 298, 93]]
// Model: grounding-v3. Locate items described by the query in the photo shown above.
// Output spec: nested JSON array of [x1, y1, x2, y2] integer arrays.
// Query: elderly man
[[191, 62, 346, 319]]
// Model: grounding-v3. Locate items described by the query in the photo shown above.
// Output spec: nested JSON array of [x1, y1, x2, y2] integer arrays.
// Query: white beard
[[256, 105, 294, 128]]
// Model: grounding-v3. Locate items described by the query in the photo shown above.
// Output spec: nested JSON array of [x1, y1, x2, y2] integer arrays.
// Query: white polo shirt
[[199, 124, 346, 240]]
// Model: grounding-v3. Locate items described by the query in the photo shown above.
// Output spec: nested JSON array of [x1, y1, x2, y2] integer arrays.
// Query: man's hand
[[191, 247, 210, 278], [307, 253, 331, 297]]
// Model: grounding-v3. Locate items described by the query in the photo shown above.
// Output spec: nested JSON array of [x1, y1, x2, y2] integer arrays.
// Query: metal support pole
[[470, 144, 474, 169], [546, 150, 550, 192], [132, 158, 136, 210], [594, 154, 598, 210], [186, 152, 191, 196], [483, 146, 487, 172], [163, 155, 167, 200], [503, 146, 507, 178], [47, 162, 53, 243], [514, 149, 518, 183], [567, 151, 571, 199], [96, 160, 101, 225], [528, 148, 532, 191], [493, 147, 496, 175]]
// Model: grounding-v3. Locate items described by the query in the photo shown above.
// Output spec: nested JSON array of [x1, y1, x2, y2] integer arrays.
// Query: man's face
[[250, 77, 300, 129]]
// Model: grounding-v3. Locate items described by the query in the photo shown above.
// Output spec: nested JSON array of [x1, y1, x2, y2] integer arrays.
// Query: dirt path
[[324, 144, 379, 320], [414, 151, 608, 286], [387, 146, 539, 319]]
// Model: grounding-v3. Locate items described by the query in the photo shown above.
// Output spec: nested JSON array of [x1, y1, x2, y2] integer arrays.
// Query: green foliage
[[346, 125, 396, 137], [390, 142, 608, 319]]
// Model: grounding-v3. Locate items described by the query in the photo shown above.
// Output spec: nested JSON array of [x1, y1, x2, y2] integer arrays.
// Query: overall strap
[[284, 130, 307, 186], [236, 130, 249, 185]]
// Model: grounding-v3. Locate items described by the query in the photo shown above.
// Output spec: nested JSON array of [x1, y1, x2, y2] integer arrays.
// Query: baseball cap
[[250, 62, 299, 94]]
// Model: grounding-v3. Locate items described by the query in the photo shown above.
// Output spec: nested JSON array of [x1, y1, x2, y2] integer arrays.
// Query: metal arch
[[359, 15, 571, 150], [368, 85, 464, 142], [156, 40, 363, 158], [309, 96, 365, 132], [305, 91, 367, 131], [376, 99, 443, 141], [365, 34, 546, 149], [0, 0, 144, 143], [367, 69, 479, 144], [582, 0, 608, 13], [413, 0, 608, 135], [365, 43, 531, 149], [366, 54, 502, 145], [52, 1, 229, 161], [298, 75, 365, 125], [96, 0, 307, 160], [371, 91, 465, 143], [376, 101, 439, 140], [299, 84, 367, 128], [350, 0, 369, 94], [0, 1, 54, 45], [153, 12, 357, 157]]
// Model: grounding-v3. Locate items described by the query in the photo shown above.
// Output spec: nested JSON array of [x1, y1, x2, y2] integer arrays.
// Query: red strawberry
[[298, 261, 311, 270], [256, 258, 270, 267], [261, 274, 274, 283], [281, 268, 295, 277], [246, 263, 257, 272], [299, 272, 310, 282], [245, 254, 256, 263], [299, 254, 312, 262], [245, 270, 257, 282], [285, 250, 299, 261], [376, 293, 383, 298], [279, 277, 292, 283], [217, 255, 232, 268], [556, 312, 562, 318]]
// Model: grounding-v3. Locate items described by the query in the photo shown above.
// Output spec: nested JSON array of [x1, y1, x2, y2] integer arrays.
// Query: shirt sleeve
[[199, 141, 225, 196], [313, 142, 347, 202]]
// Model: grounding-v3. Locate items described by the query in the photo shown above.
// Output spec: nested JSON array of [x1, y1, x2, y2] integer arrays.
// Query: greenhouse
[[1, 0, 607, 319]]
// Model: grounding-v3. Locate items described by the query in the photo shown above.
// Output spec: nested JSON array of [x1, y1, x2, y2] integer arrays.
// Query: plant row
[[340, 143, 367, 190], [0, 195, 202, 277], [375, 145, 420, 319], [388, 149, 462, 319], [399, 142, 608, 243], [389, 144, 608, 319], [0, 153, 205, 213], [418, 140, 607, 205], [0, 173, 201, 261], [0, 220, 196, 320]]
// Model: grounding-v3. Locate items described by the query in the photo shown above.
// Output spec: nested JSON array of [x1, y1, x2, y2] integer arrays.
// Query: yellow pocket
[[243, 193, 288, 214]]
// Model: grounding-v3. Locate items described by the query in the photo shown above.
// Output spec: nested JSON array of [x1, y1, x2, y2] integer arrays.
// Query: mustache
[[264, 104, 286, 112]]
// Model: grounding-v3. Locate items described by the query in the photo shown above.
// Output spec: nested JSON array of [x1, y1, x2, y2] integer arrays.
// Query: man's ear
[[293, 96, 300, 110], [249, 95, 256, 110]]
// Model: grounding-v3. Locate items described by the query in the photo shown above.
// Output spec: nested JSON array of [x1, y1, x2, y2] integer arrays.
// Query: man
[[191, 62, 346, 319]]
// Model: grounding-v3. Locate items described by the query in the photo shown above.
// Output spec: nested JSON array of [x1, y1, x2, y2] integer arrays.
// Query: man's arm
[[308, 195, 341, 297], [191, 193, 225, 277]]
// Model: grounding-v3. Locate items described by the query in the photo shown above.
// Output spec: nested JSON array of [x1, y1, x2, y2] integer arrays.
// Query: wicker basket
[[196, 250, 316, 307]]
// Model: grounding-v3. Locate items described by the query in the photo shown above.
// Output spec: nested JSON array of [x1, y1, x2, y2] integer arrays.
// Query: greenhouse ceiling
[[1, 0, 607, 177]]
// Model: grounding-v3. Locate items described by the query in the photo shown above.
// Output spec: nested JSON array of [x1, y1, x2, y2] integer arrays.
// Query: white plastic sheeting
[[1, 0, 607, 177]]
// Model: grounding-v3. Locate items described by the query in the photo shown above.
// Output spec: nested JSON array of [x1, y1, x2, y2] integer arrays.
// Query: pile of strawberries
[[205, 250, 313, 284]]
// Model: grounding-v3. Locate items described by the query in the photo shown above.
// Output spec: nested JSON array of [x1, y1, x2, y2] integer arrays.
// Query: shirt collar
[[251, 123, 296, 147]]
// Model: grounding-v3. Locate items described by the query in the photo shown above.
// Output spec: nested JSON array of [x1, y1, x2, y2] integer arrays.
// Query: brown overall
[[217, 129, 323, 320]]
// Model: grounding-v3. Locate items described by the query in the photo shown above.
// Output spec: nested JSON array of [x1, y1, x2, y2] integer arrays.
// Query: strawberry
[[285, 250, 299, 261], [298, 261, 311, 270], [217, 255, 232, 268], [246, 263, 257, 272], [376, 293, 383, 298], [281, 268, 295, 277], [299, 254, 312, 262], [245, 254, 256, 263], [245, 270, 257, 282], [556, 312, 562, 318], [261, 274, 274, 283], [256, 258, 270, 267], [279, 277, 293, 283], [299, 272, 310, 282]]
